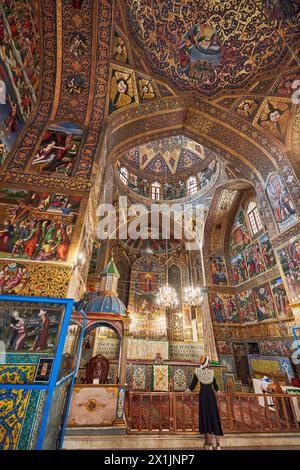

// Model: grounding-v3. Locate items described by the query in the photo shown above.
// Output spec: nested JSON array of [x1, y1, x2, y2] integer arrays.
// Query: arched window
[[247, 201, 263, 235], [187, 176, 197, 196], [151, 182, 161, 200], [120, 167, 128, 185]]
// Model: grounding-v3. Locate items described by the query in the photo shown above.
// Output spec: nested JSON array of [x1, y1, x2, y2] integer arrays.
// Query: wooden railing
[[127, 391, 300, 434]]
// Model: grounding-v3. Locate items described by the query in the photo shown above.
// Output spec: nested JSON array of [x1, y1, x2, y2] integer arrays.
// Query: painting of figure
[[266, 174, 297, 231], [259, 233, 276, 270], [0, 300, 64, 352], [0, 0, 40, 155], [30, 122, 83, 177], [0, 262, 30, 295], [261, 0, 300, 19], [271, 277, 292, 318], [257, 100, 292, 143], [253, 283, 275, 321], [231, 253, 248, 285], [237, 290, 257, 324], [210, 255, 228, 285], [0, 189, 78, 262], [109, 68, 136, 113], [244, 242, 265, 279], [229, 210, 251, 257], [178, 20, 222, 80], [210, 294, 239, 324], [278, 239, 300, 302], [129, 258, 167, 340]]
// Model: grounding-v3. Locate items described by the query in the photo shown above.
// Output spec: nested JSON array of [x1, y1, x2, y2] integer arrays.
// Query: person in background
[[186, 355, 223, 450]]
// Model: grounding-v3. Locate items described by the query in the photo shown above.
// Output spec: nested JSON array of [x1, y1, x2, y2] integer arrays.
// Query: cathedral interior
[[1, 0, 300, 451]]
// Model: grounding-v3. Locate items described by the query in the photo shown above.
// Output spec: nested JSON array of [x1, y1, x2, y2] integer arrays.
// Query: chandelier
[[183, 286, 203, 307], [156, 284, 179, 309]]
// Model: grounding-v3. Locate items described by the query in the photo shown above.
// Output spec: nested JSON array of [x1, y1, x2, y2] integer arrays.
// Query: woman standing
[[186, 356, 223, 450]]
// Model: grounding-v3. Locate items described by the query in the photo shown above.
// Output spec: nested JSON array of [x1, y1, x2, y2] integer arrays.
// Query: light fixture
[[183, 246, 203, 307], [155, 174, 179, 310], [156, 284, 179, 309], [183, 286, 203, 307]]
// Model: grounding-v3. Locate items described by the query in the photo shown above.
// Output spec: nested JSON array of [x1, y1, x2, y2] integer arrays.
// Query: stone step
[[63, 432, 300, 450]]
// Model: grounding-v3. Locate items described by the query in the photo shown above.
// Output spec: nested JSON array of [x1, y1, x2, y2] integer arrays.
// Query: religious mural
[[0, 262, 30, 295], [0, 187, 79, 262], [278, 239, 300, 303], [270, 277, 293, 319], [210, 255, 228, 285], [128, 256, 167, 340], [260, 0, 300, 20], [252, 283, 275, 322], [109, 66, 137, 113], [178, 20, 222, 81], [112, 30, 129, 64], [266, 174, 298, 232], [127, 0, 300, 94], [229, 209, 251, 257], [0, 300, 64, 353], [237, 290, 257, 324], [0, 0, 40, 158], [209, 293, 239, 324], [231, 232, 276, 286], [28, 121, 83, 177], [257, 99, 292, 144]]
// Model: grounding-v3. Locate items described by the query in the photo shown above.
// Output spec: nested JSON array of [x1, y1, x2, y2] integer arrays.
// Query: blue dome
[[85, 294, 127, 316]]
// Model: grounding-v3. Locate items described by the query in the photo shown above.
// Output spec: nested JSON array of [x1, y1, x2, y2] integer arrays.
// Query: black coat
[[189, 372, 223, 436]]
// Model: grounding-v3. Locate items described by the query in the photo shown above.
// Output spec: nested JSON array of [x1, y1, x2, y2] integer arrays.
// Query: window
[[247, 201, 263, 235], [120, 167, 128, 185], [187, 176, 197, 196], [151, 182, 161, 200]]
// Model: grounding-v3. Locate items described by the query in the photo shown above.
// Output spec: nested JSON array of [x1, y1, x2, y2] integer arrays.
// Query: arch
[[84, 320, 122, 340]]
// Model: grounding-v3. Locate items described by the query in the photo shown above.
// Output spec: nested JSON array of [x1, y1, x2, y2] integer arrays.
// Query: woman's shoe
[[216, 445, 221, 450], [205, 445, 213, 450]]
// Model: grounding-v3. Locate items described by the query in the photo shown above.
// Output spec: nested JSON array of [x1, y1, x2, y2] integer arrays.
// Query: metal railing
[[127, 391, 300, 434]]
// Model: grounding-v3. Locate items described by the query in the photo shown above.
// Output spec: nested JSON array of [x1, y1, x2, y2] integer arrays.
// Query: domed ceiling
[[118, 135, 216, 179], [126, 0, 300, 95]]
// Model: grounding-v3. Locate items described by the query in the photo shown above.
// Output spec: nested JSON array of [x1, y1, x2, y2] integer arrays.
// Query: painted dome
[[85, 294, 127, 316]]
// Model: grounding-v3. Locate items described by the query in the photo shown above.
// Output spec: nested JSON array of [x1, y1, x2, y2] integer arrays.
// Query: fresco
[[113, 30, 129, 64], [260, 0, 300, 19], [210, 293, 239, 324], [137, 77, 156, 101], [237, 290, 257, 324], [231, 253, 248, 285], [266, 174, 297, 232], [0, 262, 30, 295], [278, 239, 300, 302], [0, 300, 64, 353], [259, 339, 293, 357], [257, 99, 292, 144], [129, 256, 167, 340], [231, 232, 277, 286], [270, 277, 292, 319], [229, 209, 251, 257], [234, 98, 261, 121], [178, 20, 222, 80], [259, 233, 276, 270], [273, 71, 300, 98], [127, 1, 300, 94], [244, 242, 265, 279], [109, 67, 136, 113], [29, 121, 84, 177], [0, 188, 79, 262], [119, 135, 206, 177], [252, 283, 275, 321], [0, 0, 40, 157], [210, 255, 228, 285]]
